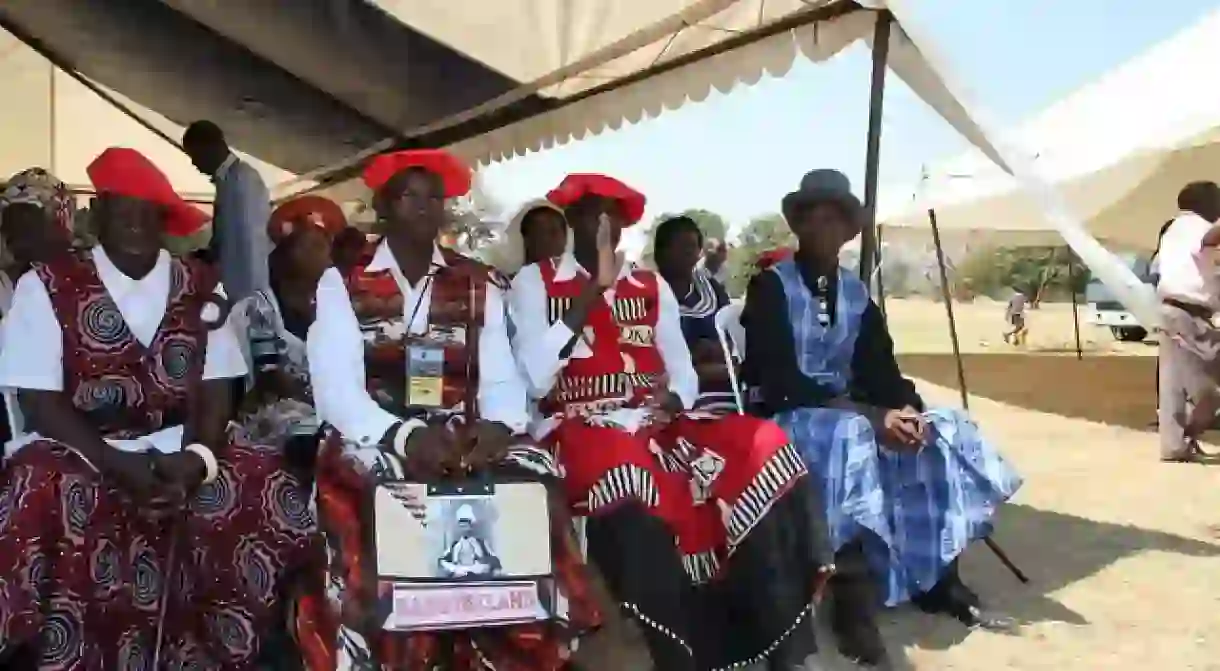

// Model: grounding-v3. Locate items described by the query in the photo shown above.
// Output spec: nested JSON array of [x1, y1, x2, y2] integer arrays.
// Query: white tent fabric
[[276, 1, 1002, 203], [878, 7, 1220, 252], [0, 28, 306, 200]]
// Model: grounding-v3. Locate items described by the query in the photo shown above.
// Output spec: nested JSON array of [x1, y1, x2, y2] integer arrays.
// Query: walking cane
[[152, 514, 186, 667], [983, 536, 1029, 584]]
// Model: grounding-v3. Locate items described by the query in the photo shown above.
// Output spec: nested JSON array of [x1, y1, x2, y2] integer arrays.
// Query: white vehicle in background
[[1085, 253, 1156, 342]]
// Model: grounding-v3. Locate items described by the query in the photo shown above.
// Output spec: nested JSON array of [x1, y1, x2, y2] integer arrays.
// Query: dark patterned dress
[[296, 248, 601, 671], [0, 251, 318, 670]]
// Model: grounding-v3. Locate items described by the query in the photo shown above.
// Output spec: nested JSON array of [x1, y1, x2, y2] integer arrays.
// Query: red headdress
[[754, 247, 795, 270], [268, 195, 347, 244], [545, 173, 646, 225], [86, 147, 209, 236], [362, 149, 472, 198]]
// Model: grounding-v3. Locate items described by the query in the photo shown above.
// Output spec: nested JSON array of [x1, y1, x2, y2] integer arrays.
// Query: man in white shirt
[[302, 149, 598, 670], [510, 174, 831, 671], [183, 120, 272, 302], [0, 147, 316, 668], [1156, 181, 1220, 462]]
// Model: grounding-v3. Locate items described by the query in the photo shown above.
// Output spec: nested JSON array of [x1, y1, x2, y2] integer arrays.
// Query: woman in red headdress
[[509, 174, 834, 670], [0, 148, 319, 669]]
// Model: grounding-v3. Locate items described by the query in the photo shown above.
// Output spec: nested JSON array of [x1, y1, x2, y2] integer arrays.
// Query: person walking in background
[[1003, 287, 1029, 345], [1156, 181, 1220, 463], [699, 236, 730, 285], [183, 120, 272, 302]]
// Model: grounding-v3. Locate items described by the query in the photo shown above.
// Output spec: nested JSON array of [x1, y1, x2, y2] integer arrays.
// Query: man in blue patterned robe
[[743, 169, 1023, 668]]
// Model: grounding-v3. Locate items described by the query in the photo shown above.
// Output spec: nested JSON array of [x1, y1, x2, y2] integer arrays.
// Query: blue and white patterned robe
[[764, 259, 1022, 605]]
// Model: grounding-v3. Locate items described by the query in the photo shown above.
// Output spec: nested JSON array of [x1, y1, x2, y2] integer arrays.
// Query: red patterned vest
[[346, 247, 503, 417], [34, 251, 217, 438], [539, 260, 665, 413]]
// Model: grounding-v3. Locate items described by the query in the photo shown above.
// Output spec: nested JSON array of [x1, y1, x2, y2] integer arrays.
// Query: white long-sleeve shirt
[[508, 253, 699, 410], [306, 242, 530, 448]]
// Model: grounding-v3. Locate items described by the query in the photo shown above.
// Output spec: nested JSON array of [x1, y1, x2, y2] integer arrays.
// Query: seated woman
[[481, 199, 570, 279], [232, 195, 343, 454], [510, 174, 833, 671], [652, 215, 737, 413], [302, 149, 600, 670], [0, 168, 76, 445], [0, 147, 317, 669], [743, 169, 1023, 666]]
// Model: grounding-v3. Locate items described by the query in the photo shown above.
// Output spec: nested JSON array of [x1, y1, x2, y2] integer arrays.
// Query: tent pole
[[928, 208, 969, 410], [1068, 247, 1083, 359], [875, 224, 888, 317], [859, 10, 892, 283]]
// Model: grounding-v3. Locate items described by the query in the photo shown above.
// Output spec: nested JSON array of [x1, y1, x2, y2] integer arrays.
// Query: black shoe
[[912, 577, 1016, 632], [829, 576, 890, 666]]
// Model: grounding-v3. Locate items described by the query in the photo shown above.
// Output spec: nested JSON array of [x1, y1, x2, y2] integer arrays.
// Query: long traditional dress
[[511, 254, 832, 671], [744, 258, 1023, 606], [301, 242, 600, 671], [0, 247, 318, 669]]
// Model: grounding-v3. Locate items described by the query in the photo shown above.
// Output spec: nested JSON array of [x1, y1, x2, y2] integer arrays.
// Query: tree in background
[[956, 245, 1089, 303], [723, 212, 795, 297], [639, 208, 729, 268]]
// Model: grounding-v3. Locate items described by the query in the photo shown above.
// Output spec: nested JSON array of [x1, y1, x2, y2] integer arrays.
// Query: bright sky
[[480, 0, 1218, 253]]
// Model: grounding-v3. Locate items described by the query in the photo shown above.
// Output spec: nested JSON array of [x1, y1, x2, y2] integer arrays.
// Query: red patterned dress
[[0, 251, 318, 670], [520, 258, 833, 670], [295, 248, 600, 671]]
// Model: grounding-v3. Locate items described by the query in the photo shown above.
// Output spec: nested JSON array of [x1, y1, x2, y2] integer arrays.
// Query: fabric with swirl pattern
[[0, 250, 321, 669]]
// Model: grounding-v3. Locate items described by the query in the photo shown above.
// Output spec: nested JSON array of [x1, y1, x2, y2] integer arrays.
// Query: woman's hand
[[463, 421, 512, 471], [151, 451, 209, 501], [595, 215, 625, 289], [100, 450, 163, 501]]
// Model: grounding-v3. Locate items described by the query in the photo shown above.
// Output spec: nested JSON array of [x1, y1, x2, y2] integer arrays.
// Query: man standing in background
[[1155, 181, 1220, 463], [183, 120, 271, 301], [1003, 288, 1029, 345], [699, 236, 730, 285]]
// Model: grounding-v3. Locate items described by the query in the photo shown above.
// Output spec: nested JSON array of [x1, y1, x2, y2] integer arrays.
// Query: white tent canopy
[[278, 0, 1003, 205], [877, 7, 1220, 252], [0, 27, 304, 201]]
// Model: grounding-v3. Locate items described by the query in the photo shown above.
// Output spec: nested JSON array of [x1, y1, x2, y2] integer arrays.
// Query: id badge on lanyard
[[405, 326, 467, 408], [406, 340, 446, 409]]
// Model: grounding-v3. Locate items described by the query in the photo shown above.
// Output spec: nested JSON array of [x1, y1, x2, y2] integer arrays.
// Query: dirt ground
[[814, 299, 1220, 670]]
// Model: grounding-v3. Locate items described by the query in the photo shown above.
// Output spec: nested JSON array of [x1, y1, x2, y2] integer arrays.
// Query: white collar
[[213, 153, 238, 182], [365, 240, 448, 274], [553, 252, 644, 287], [92, 244, 170, 289]]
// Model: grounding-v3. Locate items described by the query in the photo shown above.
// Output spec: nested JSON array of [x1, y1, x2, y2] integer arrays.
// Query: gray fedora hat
[[781, 169, 863, 216]]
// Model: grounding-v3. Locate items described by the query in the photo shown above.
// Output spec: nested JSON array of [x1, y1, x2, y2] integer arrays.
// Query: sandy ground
[[574, 299, 1219, 670], [821, 299, 1220, 670]]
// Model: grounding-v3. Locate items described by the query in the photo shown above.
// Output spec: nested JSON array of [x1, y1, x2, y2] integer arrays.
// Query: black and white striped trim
[[682, 549, 721, 585], [555, 372, 658, 402], [546, 296, 573, 324], [586, 464, 660, 512], [725, 444, 807, 549], [611, 296, 649, 322], [504, 444, 561, 477]]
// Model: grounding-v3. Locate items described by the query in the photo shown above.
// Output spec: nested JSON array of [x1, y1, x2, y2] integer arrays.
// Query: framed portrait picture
[[372, 478, 556, 632]]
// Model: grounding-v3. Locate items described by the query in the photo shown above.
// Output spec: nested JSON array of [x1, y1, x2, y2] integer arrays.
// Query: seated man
[[437, 504, 503, 579], [510, 174, 833, 671], [652, 214, 737, 413], [0, 148, 317, 668], [303, 149, 600, 671], [743, 169, 1023, 667]]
